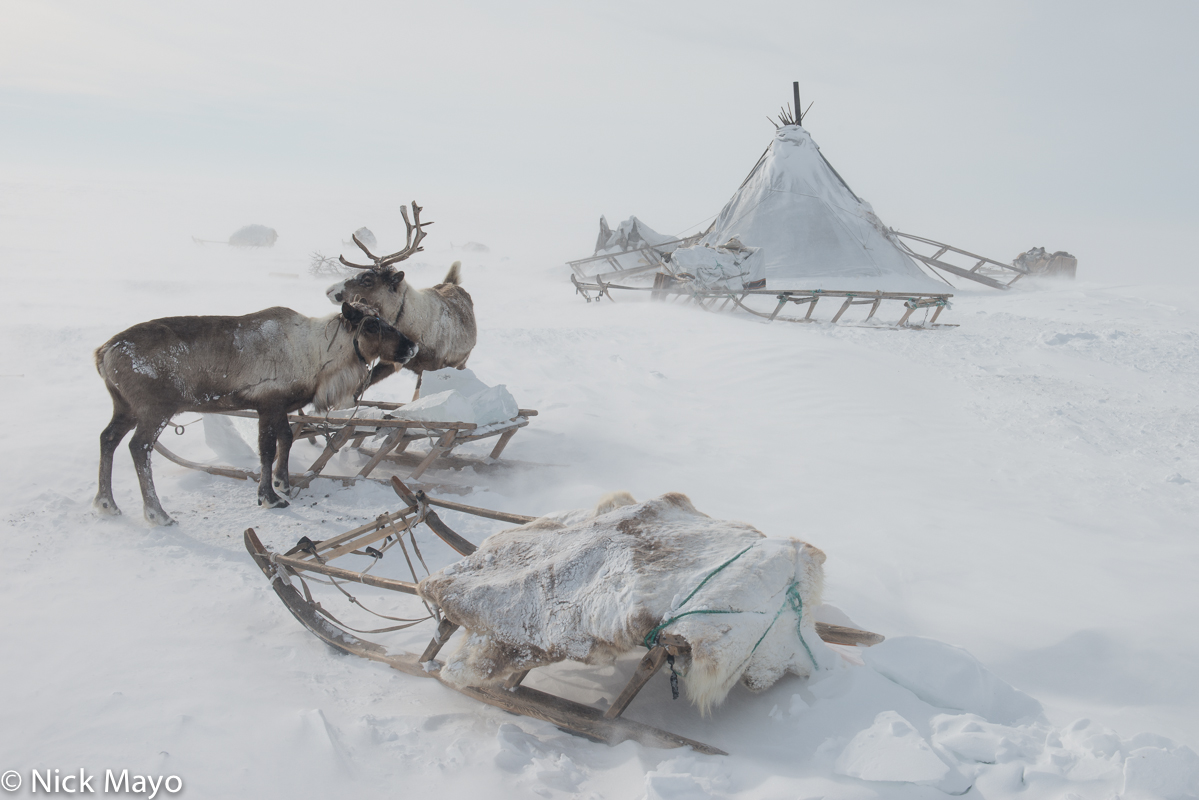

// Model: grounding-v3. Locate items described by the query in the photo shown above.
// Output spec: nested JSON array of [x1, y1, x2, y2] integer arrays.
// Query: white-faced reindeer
[[94, 303, 418, 526], [326, 202, 477, 398]]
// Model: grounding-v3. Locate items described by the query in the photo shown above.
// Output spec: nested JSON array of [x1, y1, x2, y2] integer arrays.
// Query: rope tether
[[642, 544, 819, 700]]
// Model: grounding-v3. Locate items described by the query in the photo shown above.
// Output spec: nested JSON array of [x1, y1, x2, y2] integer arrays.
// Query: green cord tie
[[750, 583, 817, 668], [643, 545, 754, 649], [643, 545, 818, 671]]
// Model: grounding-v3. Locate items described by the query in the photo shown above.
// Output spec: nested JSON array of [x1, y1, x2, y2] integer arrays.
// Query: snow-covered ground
[[2, 177, 1197, 799]]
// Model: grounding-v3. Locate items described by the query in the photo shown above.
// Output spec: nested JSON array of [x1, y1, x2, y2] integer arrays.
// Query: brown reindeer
[[94, 302, 418, 526], [326, 202, 477, 398]]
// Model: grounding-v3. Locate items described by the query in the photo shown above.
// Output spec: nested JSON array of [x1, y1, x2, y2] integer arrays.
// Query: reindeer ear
[[341, 302, 365, 325], [387, 270, 404, 290]]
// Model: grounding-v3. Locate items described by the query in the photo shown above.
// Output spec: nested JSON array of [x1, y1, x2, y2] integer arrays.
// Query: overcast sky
[[3, 1, 1195, 279]]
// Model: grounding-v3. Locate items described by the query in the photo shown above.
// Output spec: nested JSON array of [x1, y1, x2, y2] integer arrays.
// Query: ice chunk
[[834, 710, 963, 790], [469, 384, 519, 425], [422, 367, 491, 397], [202, 414, 258, 466], [1122, 743, 1199, 799], [391, 390, 476, 425], [863, 636, 1043, 725]]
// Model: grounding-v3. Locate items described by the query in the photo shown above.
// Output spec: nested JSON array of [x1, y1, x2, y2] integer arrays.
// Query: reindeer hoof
[[259, 496, 290, 509], [93, 497, 122, 517], [144, 509, 176, 526]]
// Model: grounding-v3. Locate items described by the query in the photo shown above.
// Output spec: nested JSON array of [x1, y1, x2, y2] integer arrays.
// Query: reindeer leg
[[273, 415, 295, 498], [94, 395, 135, 517], [257, 412, 289, 509], [129, 411, 174, 526], [412, 370, 423, 401]]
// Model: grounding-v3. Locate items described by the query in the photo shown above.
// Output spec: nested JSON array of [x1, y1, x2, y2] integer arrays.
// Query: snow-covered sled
[[244, 478, 884, 755]]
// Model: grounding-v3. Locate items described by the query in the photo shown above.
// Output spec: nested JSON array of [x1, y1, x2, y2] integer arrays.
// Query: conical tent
[[700, 125, 943, 291]]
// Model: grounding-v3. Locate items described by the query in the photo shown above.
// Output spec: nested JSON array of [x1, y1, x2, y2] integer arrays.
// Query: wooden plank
[[604, 646, 668, 719], [356, 428, 403, 478], [487, 427, 519, 460], [831, 297, 854, 323], [408, 429, 458, 479], [914, 257, 1008, 290], [815, 622, 885, 647], [503, 670, 530, 690], [271, 551, 420, 595], [420, 618, 459, 662], [389, 477, 491, 554], [287, 412, 478, 431], [153, 443, 255, 481], [457, 683, 726, 755], [318, 519, 408, 563], [292, 507, 415, 558], [805, 296, 819, 320], [294, 425, 356, 488]]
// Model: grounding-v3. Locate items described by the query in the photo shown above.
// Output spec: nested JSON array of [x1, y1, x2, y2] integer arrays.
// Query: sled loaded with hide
[[244, 478, 884, 755]]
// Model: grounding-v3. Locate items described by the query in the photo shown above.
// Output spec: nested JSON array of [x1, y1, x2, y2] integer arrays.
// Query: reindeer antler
[[338, 201, 434, 271]]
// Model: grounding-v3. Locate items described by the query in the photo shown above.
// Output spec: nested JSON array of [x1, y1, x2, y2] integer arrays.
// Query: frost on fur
[[418, 493, 836, 714]]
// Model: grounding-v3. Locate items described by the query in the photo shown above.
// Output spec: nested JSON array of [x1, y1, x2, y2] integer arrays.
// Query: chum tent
[[697, 125, 943, 292]]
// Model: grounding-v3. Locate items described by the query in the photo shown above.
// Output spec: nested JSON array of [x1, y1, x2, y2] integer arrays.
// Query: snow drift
[[418, 492, 835, 713]]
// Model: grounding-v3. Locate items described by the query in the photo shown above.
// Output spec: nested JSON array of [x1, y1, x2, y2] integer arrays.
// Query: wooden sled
[[244, 476, 885, 756], [155, 400, 538, 492], [572, 273, 956, 329]]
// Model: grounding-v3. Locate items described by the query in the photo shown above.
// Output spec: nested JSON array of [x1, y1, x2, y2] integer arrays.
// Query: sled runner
[[244, 477, 884, 755], [154, 400, 537, 491]]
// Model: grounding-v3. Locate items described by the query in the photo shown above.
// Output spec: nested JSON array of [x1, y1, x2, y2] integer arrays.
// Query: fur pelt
[[418, 492, 834, 714]]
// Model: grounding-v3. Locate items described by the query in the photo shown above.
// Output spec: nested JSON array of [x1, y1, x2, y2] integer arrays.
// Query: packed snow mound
[[863, 636, 1044, 725], [811, 664, 1199, 798], [228, 224, 278, 247], [352, 227, 376, 248], [834, 710, 968, 793], [701, 125, 943, 291], [418, 492, 836, 713], [391, 368, 518, 427]]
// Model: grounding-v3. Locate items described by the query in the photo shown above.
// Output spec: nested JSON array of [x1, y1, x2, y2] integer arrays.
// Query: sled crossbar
[[243, 480, 884, 755]]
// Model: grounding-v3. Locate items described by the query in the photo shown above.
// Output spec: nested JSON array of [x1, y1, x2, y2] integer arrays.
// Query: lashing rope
[[642, 544, 818, 700]]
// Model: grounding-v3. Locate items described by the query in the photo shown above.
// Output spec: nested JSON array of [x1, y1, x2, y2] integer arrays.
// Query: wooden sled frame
[[154, 400, 538, 491], [571, 273, 955, 329], [889, 230, 1029, 290], [244, 476, 885, 756]]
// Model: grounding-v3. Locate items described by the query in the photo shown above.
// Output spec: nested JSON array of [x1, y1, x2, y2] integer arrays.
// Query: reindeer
[[93, 302, 418, 526], [326, 202, 477, 398]]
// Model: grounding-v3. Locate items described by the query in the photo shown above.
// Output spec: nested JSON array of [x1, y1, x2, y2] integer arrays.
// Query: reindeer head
[[326, 202, 430, 317], [340, 301, 419, 365]]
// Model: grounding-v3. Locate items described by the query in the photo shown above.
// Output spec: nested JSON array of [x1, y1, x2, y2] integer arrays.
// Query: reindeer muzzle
[[396, 340, 419, 364]]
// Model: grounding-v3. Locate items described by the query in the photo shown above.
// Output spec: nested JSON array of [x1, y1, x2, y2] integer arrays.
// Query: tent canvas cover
[[696, 124, 944, 292]]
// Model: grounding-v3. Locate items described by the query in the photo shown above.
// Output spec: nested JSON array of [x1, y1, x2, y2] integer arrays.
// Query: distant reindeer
[[94, 302, 418, 526], [326, 202, 477, 398]]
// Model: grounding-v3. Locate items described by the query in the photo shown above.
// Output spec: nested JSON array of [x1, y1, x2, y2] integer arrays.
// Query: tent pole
[[793, 81, 802, 125]]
